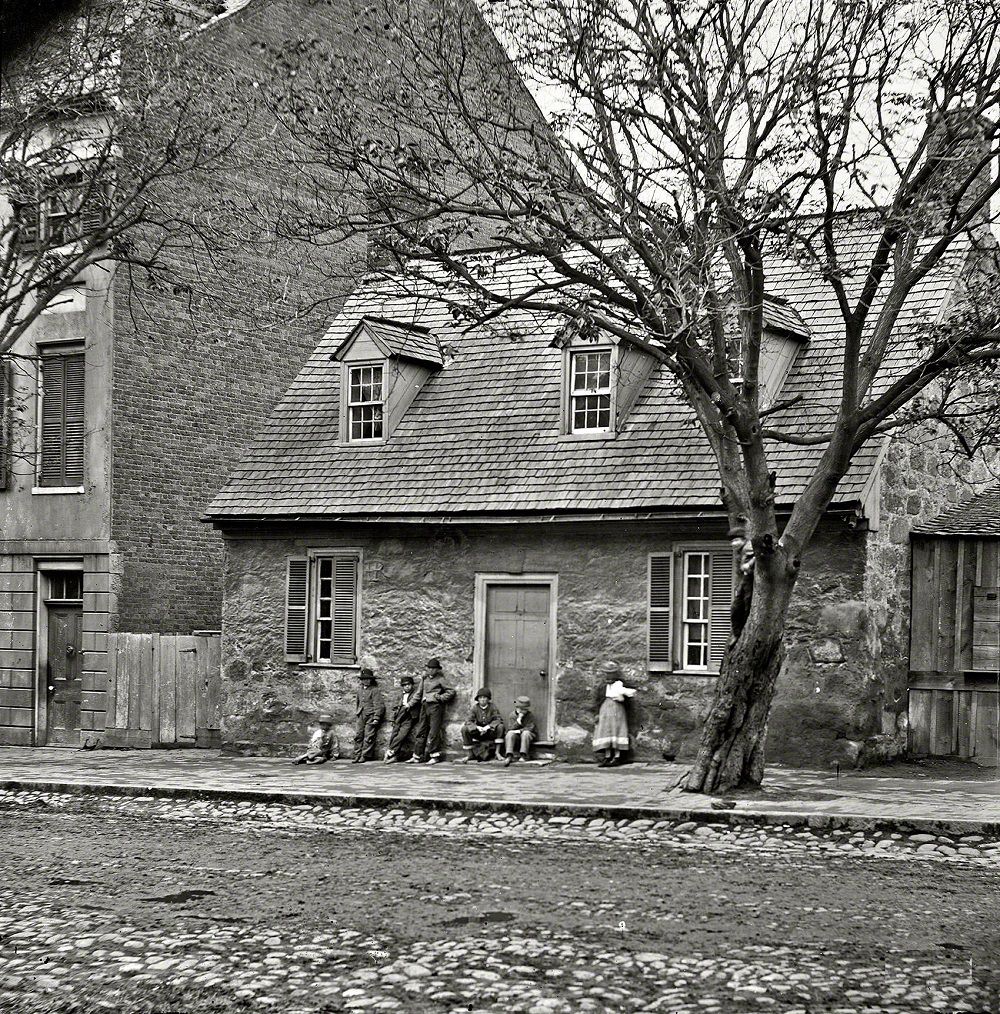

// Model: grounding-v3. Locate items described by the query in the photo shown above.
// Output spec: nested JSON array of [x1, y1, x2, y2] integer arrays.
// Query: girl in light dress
[[592, 660, 637, 767]]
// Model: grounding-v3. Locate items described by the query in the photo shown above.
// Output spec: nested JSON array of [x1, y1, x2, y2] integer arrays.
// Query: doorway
[[474, 575, 557, 741], [39, 569, 83, 746]]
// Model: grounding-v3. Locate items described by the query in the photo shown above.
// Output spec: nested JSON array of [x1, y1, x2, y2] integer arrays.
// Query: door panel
[[485, 583, 551, 739], [46, 606, 83, 745]]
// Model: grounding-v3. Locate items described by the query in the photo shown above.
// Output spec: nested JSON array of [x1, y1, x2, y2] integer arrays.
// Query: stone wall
[[218, 516, 876, 767]]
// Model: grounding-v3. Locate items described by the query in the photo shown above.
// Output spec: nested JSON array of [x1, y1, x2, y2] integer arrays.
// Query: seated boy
[[353, 668, 386, 763], [503, 696, 538, 766], [291, 714, 339, 765], [384, 675, 421, 763], [459, 687, 505, 763]]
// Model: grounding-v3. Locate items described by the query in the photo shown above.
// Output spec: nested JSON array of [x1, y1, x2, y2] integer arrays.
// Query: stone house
[[0, 0, 539, 746], [205, 217, 990, 767]]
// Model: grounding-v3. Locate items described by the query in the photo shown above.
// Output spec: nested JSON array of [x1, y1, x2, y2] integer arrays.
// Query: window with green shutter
[[39, 346, 85, 488]]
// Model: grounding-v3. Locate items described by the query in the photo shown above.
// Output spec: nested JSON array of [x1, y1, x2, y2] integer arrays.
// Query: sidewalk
[[1, 746, 997, 835]]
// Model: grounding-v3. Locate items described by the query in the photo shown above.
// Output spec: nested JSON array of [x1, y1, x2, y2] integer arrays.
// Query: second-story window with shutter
[[38, 345, 85, 488]]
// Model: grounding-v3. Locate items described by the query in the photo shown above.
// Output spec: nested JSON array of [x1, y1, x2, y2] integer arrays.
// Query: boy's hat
[[425, 657, 442, 670], [400, 675, 415, 686], [317, 714, 334, 724], [475, 687, 492, 700], [514, 696, 531, 708], [359, 667, 375, 680]]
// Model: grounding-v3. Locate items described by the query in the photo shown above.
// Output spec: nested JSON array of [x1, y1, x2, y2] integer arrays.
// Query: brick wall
[[218, 517, 874, 766], [109, 0, 366, 633]]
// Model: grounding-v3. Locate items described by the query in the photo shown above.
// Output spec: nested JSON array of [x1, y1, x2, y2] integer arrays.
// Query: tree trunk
[[683, 567, 795, 794]]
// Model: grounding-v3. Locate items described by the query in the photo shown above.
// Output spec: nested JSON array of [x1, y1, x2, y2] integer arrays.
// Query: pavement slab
[[0, 746, 998, 833]]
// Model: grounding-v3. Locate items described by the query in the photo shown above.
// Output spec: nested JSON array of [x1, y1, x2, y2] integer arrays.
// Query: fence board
[[908, 690, 932, 755], [176, 636, 198, 742], [159, 636, 177, 746], [105, 639, 119, 731]]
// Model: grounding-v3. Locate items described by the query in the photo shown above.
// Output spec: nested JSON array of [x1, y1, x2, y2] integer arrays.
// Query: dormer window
[[570, 350, 613, 432], [347, 364, 384, 441], [334, 317, 443, 444]]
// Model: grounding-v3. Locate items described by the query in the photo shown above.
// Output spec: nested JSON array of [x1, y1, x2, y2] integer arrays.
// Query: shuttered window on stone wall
[[648, 553, 673, 670], [284, 552, 361, 665], [660, 545, 736, 674], [39, 346, 85, 488]]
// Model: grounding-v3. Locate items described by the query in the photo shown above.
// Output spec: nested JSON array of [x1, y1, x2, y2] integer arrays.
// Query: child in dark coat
[[459, 687, 505, 763], [503, 696, 538, 766], [408, 658, 456, 764], [383, 675, 420, 763], [353, 668, 385, 763]]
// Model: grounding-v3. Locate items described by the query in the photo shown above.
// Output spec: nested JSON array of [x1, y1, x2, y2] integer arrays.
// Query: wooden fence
[[103, 633, 221, 748], [908, 687, 999, 763]]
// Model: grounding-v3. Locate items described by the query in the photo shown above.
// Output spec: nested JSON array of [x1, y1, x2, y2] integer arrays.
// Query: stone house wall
[[218, 515, 877, 766]]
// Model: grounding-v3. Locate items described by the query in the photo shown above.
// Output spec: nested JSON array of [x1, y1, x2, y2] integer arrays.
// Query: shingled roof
[[205, 216, 970, 522], [913, 486, 1000, 537]]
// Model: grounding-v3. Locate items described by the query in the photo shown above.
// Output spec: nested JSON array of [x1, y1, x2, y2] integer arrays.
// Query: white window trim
[[306, 547, 363, 667], [342, 360, 386, 444], [679, 550, 712, 672], [32, 486, 85, 495], [562, 345, 617, 437]]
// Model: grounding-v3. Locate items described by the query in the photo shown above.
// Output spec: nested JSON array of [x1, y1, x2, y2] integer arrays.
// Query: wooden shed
[[909, 486, 1000, 764]]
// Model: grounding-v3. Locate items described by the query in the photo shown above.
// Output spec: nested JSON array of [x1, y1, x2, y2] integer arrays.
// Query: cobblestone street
[[1, 790, 997, 1013]]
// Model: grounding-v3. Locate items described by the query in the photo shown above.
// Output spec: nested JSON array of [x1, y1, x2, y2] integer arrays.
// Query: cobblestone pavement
[[1, 790, 997, 1014]]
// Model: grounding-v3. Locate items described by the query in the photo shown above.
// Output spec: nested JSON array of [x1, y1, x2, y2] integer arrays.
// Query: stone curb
[[1, 777, 997, 839]]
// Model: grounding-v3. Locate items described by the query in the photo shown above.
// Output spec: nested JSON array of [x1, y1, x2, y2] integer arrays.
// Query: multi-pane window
[[570, 350, 612, 432], [46, 572, 83, 602], [348, 364, 384, 441], [39, 346, 85, 487], [681, 551, 712, 670], [283, 553, 361, 665]]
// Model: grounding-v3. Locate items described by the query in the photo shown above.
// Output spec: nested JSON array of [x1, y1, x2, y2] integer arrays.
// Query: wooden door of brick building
[[45, 605, 83, 745]]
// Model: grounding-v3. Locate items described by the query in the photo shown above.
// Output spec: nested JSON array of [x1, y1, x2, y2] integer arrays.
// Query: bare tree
[[264, 0, 1000, 792]]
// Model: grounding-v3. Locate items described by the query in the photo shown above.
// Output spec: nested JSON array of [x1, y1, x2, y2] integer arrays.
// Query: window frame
[[563, 345, 616, 437], [36, 340, 86, 490], [343, 360, 386, 444], [679, 550, 712, 672], [307, 548, 363, 667]]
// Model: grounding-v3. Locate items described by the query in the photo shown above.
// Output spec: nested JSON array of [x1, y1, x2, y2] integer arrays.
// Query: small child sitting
[[291, 714, 339, 765], [503, 696, 538, 766]]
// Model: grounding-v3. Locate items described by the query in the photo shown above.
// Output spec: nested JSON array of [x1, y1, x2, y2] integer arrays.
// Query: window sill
[[297, 662, 361, 670], [671, 669, 719, 677], [558, 431, 617, 442], [32, 485, 85, 495]]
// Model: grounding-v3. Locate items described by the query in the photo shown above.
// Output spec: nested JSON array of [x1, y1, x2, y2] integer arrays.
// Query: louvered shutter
[[331, 555, 359, 663], [62, 353, 85, 484], [284, 557, 309, 662], [648, 553, 673, 669], [14, 197, 40, 248], [708, 547, 736, 671], [80, 180, 111, 234], [39, 351, 85, 487]]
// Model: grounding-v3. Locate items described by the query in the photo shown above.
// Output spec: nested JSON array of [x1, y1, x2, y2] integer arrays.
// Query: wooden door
[[46, 606, 83, 745], [485, 583, 551, 739]]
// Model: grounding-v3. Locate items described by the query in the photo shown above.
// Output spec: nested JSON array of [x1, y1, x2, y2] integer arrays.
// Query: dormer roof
[[762, 294, 812, 342], [334, 316, 444, 368]]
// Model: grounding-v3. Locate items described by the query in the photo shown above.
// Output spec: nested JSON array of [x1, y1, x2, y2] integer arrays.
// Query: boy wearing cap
[[353, 668, 386, 763], [409, 658, 456, 764], [503, 696, 538, 766], [291, 714, 339, 765], [459, 688, 505, 763], [384, 675, 421, 763]]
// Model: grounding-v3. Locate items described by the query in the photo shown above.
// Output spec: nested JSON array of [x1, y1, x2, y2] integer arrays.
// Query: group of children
[[291, 657, 542, 767], [292, 657, 637, 767]]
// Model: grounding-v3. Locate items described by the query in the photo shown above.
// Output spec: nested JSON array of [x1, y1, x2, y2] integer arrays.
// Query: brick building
[[205, 219, 991, 767], [0, 0, 531, 746]]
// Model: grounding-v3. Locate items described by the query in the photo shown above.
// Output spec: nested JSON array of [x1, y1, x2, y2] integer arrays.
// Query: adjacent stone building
[[205, 219, 989, 766]]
